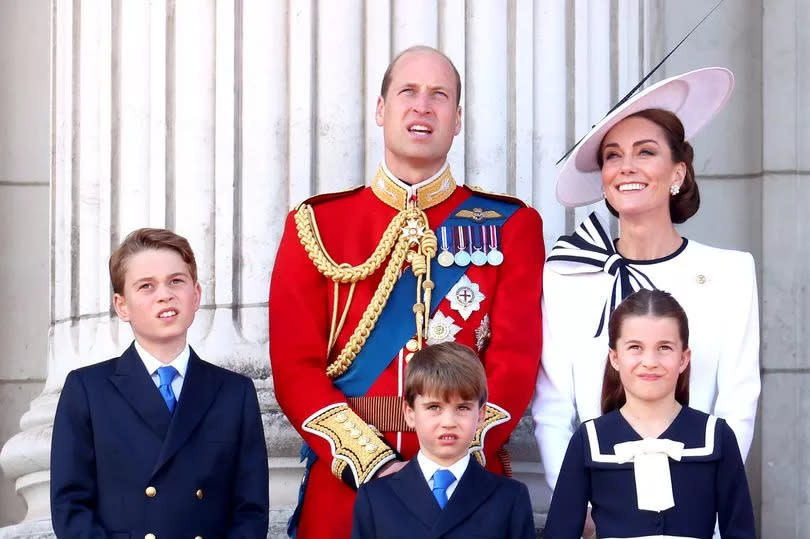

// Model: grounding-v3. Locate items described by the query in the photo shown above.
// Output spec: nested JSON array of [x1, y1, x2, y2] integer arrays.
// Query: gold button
[[696, 274, 707, 285], [145, 486, 157, 498], [194, 536, 203, 539], [196, 489, 204, 500], [350, 428, 361, 438], [405, 339, 419, 352], [365, 444, 377, 453], [145, 534, 156, 539], [405, 353, 414, 363], [334, 412, 347, 423]]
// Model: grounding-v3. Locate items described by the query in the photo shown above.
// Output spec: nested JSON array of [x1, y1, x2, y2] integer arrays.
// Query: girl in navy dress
[[543, 289, 755, 539]]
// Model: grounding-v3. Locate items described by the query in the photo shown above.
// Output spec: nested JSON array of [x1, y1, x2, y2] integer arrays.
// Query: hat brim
[[555, 67, 735, 208]]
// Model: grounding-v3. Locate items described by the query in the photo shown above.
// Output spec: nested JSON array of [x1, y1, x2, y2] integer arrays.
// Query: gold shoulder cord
[[295, 202, 436, 379]]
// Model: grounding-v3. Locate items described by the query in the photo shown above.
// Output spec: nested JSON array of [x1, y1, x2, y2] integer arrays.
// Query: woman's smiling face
[[600, 115, 686, 222]]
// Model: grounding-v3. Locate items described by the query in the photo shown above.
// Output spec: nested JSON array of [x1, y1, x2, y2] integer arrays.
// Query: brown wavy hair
[[109, 228, 198, 295], [598, 108, 700, 224], [601, 289, 691, 414], [404, 342, 487, 407]]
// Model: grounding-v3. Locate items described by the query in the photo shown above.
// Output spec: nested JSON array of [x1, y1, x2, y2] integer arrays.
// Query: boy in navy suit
[[351, 342, 535, 539], [51, 228, 269, 538]]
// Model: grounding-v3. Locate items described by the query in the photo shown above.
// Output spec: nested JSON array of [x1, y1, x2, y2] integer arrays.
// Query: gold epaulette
[[302, 403, 396, 488], [469, 402, 511, 466], [466, 184, 528, 208], [294, 184, 365, 212]]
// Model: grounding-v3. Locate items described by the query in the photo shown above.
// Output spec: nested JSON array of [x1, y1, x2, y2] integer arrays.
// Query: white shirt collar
[[416, 450, 470, 485], [134, 340, 191, 378], [380, 160, 449, 197]]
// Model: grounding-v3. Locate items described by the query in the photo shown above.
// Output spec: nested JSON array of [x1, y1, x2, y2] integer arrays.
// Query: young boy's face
[[403, 393, 485, 467], [113, 248, 201, 358]]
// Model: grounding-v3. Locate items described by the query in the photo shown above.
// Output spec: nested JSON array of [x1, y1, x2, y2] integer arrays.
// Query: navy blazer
[[351, 457, 535, 539], [544, 407, 755, 539], [50, 343, 269, 539]]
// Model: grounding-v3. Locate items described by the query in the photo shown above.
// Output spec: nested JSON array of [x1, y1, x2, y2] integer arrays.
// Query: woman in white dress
[[532, 68, 760, 500]]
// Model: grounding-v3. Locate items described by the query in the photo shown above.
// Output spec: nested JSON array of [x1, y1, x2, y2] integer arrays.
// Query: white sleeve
[[532, 273, 579, 490], [712, 252, 760, 461]]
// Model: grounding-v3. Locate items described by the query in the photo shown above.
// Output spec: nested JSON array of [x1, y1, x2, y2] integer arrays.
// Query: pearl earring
[[670, 184, 680, 196]]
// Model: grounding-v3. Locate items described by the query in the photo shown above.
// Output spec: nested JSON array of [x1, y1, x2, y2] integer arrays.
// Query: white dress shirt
[[416, 450, 470, 501], [134, 341, 190, 400]]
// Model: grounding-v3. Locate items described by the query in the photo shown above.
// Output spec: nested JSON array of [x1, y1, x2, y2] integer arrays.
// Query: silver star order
[[427, 311, 462, 345], [401, 218, 426, 245], [446, 275, 485, 321]]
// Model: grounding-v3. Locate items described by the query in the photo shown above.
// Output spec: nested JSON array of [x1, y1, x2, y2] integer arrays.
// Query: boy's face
[[403, 393, 484, 467], [113, 248, 201, 358]]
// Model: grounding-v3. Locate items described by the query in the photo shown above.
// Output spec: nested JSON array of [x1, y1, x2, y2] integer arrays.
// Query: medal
[[487, 224, 504, 266], [446, 275, 485, 320], [437, 227, 455, 267], [454, 226, 471, 266], [470, 225, 487, 266]]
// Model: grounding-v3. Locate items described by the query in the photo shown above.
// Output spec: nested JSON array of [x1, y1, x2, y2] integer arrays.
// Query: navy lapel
[[431, 459, 498, 538], [389, 459, 442, 530], [151, 348, 223, 477], [108, 343, 172, 440]]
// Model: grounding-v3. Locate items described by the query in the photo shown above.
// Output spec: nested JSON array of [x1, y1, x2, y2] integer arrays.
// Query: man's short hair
[[404, 342, 487, 407], [109, 228, 198, 295], [379, 45, 462, 106]]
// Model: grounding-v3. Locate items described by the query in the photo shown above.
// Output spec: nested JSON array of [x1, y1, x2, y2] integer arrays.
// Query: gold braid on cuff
[[302, 403, 395, 486], [469, 402, 511, 466]]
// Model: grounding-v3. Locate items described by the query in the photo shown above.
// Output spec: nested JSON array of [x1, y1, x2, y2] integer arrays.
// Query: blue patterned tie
[[157, 366, 178, 414], [432, 469, 456, 509]]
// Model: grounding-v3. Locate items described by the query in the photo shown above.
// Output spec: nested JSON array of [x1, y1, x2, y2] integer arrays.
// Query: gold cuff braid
[[469, 402, 512, 466], [302, 404, 395, 486]]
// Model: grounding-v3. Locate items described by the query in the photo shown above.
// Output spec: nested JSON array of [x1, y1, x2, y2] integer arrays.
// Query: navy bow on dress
[[546, 212, 657, 337]]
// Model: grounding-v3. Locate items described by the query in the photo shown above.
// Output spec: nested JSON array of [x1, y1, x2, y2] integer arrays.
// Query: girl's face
[[609, 315, 690, 406]]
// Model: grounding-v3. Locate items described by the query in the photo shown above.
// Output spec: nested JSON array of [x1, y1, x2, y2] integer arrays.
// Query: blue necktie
[[156, 366, 178, 414], [432, 469, 455, 509]]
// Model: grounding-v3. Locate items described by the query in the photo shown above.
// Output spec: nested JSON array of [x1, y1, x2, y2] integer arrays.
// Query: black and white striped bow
[[546, 212, 656, 337]]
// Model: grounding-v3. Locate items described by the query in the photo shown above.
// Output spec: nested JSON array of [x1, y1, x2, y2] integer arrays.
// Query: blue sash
[[334, 193, 521, 397]]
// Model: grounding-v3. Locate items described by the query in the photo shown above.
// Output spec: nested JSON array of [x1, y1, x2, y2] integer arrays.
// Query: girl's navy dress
[[544, 406, 755, 539]]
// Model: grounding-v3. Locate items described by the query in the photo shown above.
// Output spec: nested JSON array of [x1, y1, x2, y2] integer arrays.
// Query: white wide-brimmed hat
[[556, 67, 735, 207]]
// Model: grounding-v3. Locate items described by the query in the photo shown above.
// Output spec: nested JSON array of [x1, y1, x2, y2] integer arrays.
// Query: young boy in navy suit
[[351, 342, 535, 539], [51, 228, 269, 538]]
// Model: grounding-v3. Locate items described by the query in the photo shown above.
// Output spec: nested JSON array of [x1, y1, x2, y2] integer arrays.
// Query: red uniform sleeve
[[269, 210, 395, 489]]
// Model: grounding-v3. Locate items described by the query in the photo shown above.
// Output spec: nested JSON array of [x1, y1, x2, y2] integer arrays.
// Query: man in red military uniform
[[269, 45, 544, 538]]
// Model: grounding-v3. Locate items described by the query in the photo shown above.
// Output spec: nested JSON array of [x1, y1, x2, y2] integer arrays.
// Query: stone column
[[760, 0, 809, 536]]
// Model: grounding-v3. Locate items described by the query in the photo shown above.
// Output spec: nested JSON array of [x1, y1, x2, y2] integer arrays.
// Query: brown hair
[[601, 289, 691, 414], [380, 45, 462, 107], [109, 228, 198, 295], [404, 342, 487, 407], [598, 108, 700, 224]]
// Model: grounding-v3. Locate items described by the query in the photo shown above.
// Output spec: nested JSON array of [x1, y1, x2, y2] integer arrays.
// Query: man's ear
[[402, 399, 416, 429], [113, 293, 130, 322], [375, 96, 386, 127], [454, 106, 462, 135]]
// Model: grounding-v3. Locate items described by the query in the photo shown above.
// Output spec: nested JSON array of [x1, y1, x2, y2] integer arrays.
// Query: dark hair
[[109, 228, 198, 295], [404, 342, 487, 407], [380, 45, 462, 107], [601, 289, 691, 414], [597, 108, 700, 224]]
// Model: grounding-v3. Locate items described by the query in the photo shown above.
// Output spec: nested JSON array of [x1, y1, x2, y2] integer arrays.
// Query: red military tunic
[[269, 165, 544, 538]]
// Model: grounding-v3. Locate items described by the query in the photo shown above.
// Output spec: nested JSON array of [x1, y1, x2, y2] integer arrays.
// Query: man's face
[[376, 50, 462, 182]]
